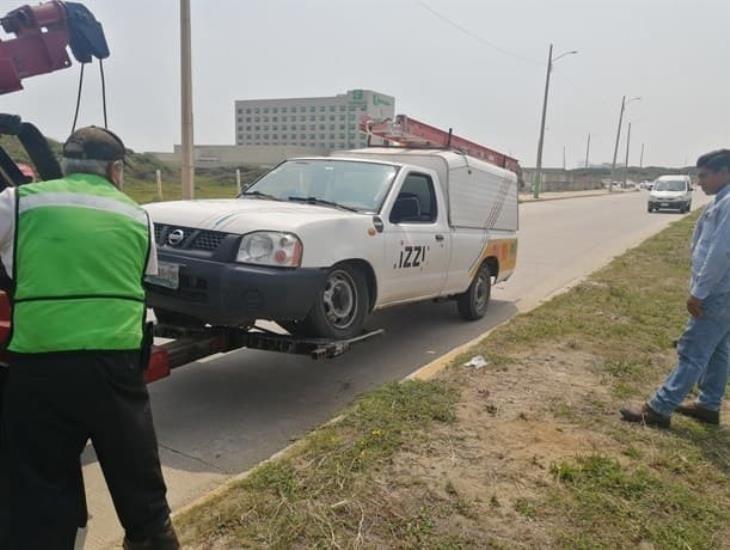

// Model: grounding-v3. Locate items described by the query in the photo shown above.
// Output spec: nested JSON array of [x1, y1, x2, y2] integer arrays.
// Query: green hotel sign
[[372, 93, 392, 107], [350, 90, 393, 107]]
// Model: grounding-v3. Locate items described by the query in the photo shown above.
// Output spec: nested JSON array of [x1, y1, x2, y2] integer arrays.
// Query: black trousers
[[2, 351, 170, 549]]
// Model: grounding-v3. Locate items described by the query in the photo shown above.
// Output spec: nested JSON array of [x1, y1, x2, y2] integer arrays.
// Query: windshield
[[654, 180, 687, 192], [242, 159, 398, 212]]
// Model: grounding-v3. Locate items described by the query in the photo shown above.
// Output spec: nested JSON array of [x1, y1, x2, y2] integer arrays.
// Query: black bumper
[[145, 251, 327, 326], [649, 201, 687, 210]]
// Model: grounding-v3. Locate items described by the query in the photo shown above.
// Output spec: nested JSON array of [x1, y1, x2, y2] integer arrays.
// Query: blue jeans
[[649, 292, 730, 416]]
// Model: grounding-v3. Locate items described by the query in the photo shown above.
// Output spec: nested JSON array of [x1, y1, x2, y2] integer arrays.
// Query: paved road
[[81, 190, 710, 548]]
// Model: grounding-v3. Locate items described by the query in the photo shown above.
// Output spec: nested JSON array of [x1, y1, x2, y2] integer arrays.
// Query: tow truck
[[0, 1, 383, 384]]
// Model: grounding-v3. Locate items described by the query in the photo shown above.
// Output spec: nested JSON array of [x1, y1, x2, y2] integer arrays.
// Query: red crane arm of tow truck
[[0, 0, 109, 94], [360, 114, 521, 175]]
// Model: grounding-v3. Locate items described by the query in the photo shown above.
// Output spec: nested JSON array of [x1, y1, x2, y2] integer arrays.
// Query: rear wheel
[[301, 264, 369, 339], [457, 264, 491, 321]]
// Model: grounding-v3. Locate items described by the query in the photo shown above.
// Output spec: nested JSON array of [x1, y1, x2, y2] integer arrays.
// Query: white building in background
[[149, 89, 395, 168], [235, 89, 395, 151]]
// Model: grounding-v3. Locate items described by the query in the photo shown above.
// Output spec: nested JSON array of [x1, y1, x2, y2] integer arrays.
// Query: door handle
[[435, 234, 444, 242]]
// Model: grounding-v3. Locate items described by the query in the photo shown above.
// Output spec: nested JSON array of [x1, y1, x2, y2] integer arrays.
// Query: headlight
[[237, 231, 303, 267]]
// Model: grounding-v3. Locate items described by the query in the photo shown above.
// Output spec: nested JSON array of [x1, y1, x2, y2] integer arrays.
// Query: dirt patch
[[380, 346, 622, 546]]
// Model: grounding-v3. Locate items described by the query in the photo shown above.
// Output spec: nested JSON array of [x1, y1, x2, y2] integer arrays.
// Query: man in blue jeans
[[621, 149, 730, 428]]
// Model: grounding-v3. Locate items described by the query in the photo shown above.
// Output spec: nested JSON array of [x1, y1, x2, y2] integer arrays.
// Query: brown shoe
[[675, 401, 720, 425], [620, 402, 671, 428]]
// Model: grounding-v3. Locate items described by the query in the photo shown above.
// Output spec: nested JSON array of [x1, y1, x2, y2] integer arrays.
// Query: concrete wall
[[521, 168, 605, 192], [149, 145, 328, 168]]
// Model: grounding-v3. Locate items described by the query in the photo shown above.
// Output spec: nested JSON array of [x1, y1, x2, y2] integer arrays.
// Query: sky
[[2, 0, 728, 168]]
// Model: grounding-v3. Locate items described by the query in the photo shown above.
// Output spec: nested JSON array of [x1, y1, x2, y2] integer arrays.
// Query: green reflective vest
[[9, 173, 151, 354]]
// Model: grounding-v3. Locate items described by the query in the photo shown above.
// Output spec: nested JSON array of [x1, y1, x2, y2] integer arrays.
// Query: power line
[[416, 0, 542, 66]]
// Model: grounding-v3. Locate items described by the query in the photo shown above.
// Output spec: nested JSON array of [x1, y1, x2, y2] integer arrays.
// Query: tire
[[457, 264, 491, 321], [647, 206, 653, 213], [300, 264, 369, 340]]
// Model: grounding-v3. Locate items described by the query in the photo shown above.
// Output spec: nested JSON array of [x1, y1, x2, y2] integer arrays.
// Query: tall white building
[[235, 89, 395, 152]]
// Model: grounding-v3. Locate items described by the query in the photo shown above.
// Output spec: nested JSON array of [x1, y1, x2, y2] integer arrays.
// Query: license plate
[[661, 203, 670, 207], [146, 261, 180, 290]]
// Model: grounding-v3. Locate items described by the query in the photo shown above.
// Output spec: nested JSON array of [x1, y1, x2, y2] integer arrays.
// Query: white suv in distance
[[648, 175, 692, 213]]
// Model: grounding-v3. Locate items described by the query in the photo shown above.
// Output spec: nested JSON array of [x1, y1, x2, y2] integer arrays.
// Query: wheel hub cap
[[323, 271, 357, 329]]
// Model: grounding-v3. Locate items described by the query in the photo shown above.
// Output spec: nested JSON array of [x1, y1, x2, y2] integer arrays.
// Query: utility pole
[[562, 145, 566, 171], [610, 95, 626, 192], [533, 43, 553, 199], [610, 95, 641, 192], [640, 142, 645, 168], [180, 0, 195, 199], [623, 122, 632, 188], [585, 133, 591, 168], [532, 44, 578, 199]]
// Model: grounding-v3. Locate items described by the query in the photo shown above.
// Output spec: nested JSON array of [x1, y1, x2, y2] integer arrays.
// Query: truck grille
[[191, 231, 227, 251], [153, 224, 232, 252]]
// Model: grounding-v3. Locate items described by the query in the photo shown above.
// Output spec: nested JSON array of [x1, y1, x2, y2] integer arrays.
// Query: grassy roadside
[[176, 209, 730, 548]]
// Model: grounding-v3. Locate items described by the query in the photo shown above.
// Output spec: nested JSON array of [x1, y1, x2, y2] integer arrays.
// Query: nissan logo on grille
[[167, 229, 185, 246]]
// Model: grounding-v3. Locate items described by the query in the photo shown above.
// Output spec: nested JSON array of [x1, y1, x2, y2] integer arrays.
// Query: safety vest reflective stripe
[[18, 192, 148, 226]]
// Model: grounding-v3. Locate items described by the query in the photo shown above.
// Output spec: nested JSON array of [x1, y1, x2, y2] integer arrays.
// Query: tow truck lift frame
[[144, 325, 383, 384], [0, 288, 382, 380]]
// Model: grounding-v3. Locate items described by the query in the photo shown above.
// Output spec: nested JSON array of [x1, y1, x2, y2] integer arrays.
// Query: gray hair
[[61, 157, 114, 178]]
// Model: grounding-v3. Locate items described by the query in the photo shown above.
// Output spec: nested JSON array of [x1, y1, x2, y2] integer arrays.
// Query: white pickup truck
[[144, 148, 519, 339]]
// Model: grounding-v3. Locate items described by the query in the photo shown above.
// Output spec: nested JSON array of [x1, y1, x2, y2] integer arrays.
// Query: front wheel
[[457, 264, 491, 321], [301, 264, 370, 339]]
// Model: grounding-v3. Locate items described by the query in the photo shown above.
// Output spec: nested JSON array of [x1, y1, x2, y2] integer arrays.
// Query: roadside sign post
[[156, 169, 163, 200]]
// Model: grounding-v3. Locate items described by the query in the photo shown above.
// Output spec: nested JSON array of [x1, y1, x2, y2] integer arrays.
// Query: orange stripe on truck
[[469, 238, 518, 280]]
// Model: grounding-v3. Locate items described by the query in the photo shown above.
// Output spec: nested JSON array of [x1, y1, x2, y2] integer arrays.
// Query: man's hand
[[687, 295, 703, 319]]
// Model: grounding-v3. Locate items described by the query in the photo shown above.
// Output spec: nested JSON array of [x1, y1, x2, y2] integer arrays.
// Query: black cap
[[63, 126, 126, 162]]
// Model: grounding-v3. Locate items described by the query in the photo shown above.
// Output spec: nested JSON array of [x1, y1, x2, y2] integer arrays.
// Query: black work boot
[[675, 401, 720, 425], [620, 402, 671, 428], [123, 519, 180, 550]]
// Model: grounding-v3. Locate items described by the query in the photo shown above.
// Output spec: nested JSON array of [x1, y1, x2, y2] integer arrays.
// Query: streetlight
[[180, 0, 195, 199], [533, 45, 579, 198], [609, 95, 640, 192]]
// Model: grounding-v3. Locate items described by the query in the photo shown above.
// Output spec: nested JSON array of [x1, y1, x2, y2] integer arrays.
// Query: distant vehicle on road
[[647, 175, 692, 213], [640, 180, 654, 190]]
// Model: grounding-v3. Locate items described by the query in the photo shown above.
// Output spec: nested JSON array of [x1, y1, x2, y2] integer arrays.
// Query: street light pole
[[533, 45, 578, 199], [623, 122, 632, 188], [610, 95, 626, 192], [610, 95, 640, 192], [585, 132, 591, 168], [180, 0, 195, 200], [533, 43, 553, 199], [640, 142, 645, 168]]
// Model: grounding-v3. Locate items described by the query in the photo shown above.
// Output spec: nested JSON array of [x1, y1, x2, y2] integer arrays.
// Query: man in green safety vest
[[0, 127, 179, 549]]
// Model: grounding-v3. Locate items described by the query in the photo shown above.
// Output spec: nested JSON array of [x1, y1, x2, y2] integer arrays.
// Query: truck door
[[380, 171, 450, 303]]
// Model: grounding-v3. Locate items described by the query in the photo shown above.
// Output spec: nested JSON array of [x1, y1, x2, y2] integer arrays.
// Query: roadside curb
[[170, 414, 346, 521], [518, 190, 636, 204]]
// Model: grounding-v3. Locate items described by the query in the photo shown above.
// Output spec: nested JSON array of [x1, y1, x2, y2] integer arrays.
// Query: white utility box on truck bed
[[145, 147, 519, 339]]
